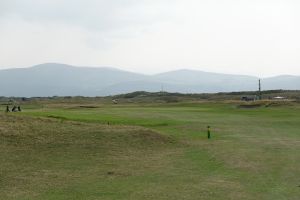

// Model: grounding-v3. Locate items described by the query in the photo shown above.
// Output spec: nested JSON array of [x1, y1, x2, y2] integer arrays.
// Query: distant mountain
[[0, 63, 146, 97], [0, 63, 299, 97], [151, 69, 258, 92], [263, 75, 300, 90]]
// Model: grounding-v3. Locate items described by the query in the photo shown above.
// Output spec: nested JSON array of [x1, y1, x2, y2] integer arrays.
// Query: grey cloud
[[0, 0, 173, 32]]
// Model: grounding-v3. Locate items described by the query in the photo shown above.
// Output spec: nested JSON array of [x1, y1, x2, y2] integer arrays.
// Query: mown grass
[[1, 101, 299, 199]]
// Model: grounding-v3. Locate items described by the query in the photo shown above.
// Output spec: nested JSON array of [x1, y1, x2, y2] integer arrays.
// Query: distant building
[[112, 99, 118, 104], [273, 96, 286, 100], [241, 96, 256, 101]]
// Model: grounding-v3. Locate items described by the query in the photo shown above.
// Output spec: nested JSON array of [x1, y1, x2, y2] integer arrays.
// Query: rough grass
[[1, 102, 300, 199], [0, 114, 175, 200]]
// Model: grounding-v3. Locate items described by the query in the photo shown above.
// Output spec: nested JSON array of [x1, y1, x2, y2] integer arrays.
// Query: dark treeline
[[1, 90, 300, 104]]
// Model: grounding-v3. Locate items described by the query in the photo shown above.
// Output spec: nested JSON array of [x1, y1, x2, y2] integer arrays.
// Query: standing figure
[[207, 126, 211, 139], [12, 106, 17, 112], [6, 105, 10, 112], [18, 106, 21, 112]]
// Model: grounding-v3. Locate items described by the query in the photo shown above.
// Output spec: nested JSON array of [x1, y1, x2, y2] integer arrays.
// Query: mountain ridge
[[0, 63, 299, 97]]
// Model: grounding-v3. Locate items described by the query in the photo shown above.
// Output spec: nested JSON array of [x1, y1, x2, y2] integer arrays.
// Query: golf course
[[0, 98, 299, 199]]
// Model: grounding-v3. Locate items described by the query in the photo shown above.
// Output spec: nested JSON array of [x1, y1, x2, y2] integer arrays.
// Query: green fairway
[[1, 101, 299, 199]]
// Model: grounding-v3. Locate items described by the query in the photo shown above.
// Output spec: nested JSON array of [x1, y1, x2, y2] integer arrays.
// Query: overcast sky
[[0, 0, 299, 77]]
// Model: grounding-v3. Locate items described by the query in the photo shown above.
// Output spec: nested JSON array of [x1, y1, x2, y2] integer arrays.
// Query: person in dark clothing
[[18, 106, 21, 112], [12, 106, 17, 112], [6, 105, 10, 112]]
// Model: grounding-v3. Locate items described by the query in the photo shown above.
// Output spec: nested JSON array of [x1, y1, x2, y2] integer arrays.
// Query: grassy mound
[[0, 114, 174, 199]]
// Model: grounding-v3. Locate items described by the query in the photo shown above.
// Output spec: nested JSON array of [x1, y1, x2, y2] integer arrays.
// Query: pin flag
[[207, 126, 211, 139]]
